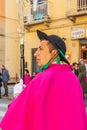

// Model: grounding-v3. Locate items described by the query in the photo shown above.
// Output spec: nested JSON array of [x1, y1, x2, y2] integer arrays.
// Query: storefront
[[71, 27, 87, 63], [80, 39, 87, 63]]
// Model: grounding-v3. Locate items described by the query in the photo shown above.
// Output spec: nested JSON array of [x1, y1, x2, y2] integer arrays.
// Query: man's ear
[[51, 49, 58, 56]]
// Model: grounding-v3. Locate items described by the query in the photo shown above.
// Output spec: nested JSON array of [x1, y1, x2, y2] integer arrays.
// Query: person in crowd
[[72, 62, 79, 76], [0, 65, 10, 97], [23, 69, 31, 86], [0, 30, 87, 130], [78, 58, 87, 95], [79, 58, 85, 65], [0, 73, 2, 98], [31, 71, 37, 79], [13, 78, 24, 98]]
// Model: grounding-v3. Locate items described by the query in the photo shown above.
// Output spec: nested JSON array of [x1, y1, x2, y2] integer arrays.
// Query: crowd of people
[[0, 59, 86, 99], [23, 69, 37, 86], [13, 69, 38, 97], [0, 30, 87, 130], [0, 63, 38, 98], [72, 58, 87, 97]]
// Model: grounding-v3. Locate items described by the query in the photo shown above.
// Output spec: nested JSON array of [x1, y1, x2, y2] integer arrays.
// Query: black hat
[[37, 30, 69, 64]]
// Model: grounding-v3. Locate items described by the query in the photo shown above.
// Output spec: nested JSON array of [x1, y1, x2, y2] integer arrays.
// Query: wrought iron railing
[[66, 0, 87, 16], [77, 0, 87, 11], [23, 1, 52, 24]]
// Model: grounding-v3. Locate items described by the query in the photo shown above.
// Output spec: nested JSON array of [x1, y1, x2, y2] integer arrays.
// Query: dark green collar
[[40, 54, 60, 72]]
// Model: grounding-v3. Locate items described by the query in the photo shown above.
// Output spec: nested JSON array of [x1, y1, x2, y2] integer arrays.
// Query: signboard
[[71, 27, 85, 39]]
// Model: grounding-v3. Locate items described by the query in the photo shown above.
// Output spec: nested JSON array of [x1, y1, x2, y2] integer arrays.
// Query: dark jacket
[[0, 73, 2, 87], [2, 68, 10, 83], [0, 78, 2, 87], [78, 64, 87, 93]]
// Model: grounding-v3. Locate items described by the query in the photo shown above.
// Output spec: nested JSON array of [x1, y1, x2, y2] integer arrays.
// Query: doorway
[[31, 48, 40, 75], [81, 44, 87, 63]]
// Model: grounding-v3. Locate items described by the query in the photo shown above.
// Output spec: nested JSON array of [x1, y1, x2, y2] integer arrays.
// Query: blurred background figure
[[72, 62, 79, 76], [13, 78, 23, 98], [0, 65, 10, 97], [31, 71, 37, 79], [0, 73, 2, 98], [23, 69, 31, 86], [78, 58, 87, 96], [79, 58, 84, 65]]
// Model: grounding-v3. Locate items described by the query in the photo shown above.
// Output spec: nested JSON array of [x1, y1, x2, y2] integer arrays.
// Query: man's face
[[34, 40, 54, 67], [80, 60, 84, 65]]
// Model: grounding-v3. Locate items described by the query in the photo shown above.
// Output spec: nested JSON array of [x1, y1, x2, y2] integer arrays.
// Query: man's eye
[[39, 47, 43, 50]]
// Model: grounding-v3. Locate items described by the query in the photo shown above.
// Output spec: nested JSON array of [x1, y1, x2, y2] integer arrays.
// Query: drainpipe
[[16, 0, 25, 84]]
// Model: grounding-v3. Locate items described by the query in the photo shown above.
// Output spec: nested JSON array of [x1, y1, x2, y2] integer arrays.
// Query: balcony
[[66, 0, 87, 22], [23, 1, 52, 26]]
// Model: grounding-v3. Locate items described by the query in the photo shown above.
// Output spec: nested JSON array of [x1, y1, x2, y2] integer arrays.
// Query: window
[[30, 0, 45, 4], [30, 0, 48, 21], [78, 0, 87, 11]]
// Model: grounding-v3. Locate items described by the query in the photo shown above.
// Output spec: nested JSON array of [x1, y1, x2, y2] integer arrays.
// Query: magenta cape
[[0, 64, 87, 130], [23, 74, 31, 85]]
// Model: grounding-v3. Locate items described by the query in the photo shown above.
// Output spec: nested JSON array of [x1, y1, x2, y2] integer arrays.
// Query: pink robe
[[23, 74, 31, 85], [0, 64, 87, 130]]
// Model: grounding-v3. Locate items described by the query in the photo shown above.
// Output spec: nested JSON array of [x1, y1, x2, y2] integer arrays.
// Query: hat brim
[[37, 30, 69, 64], [37, 29, 48, 40]]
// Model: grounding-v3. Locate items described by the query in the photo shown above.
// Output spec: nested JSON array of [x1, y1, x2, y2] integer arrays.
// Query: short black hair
[[25, 69, 29, 74]]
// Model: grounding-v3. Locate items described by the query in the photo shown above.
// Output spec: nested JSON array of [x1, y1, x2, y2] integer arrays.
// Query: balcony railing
[[77, 0, 87, 11], [24, 1, 52, 25], [66, 0, 87, 17]]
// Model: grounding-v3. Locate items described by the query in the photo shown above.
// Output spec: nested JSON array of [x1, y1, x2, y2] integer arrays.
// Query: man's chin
[[37, 63, 41, 67]]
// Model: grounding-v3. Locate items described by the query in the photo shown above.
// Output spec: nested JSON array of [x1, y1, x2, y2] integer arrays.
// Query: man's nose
[[34, 50, 38, 57]]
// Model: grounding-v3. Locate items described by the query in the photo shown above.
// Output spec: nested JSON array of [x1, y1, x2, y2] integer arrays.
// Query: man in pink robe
[[0, 30, 87, 130]]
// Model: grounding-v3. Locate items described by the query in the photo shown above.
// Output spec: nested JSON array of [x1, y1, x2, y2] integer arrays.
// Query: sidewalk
[[1, 84, 14, 100], [1, 84, 87, 105]]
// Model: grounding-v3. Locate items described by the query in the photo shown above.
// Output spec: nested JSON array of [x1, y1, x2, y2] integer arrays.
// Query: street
[[0, 98, 11, 120], [0, 85, 14, 120]]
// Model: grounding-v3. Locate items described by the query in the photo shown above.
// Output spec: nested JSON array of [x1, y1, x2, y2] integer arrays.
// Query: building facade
[[0, 0, 87, 81], [24, 0, 87, 74], [0, 0, 20, 82]]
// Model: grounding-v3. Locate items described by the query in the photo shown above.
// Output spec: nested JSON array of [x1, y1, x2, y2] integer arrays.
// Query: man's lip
[[36, 59, 40, 62]]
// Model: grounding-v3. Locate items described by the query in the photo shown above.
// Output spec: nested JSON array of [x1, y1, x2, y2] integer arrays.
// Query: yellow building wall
[[51, 0, 67, 19], [0, 0, 5, 17], [24, 0, 87, 73], [5, 0, 18, 20], [5, 18, 20, 78], [0, 0, 22, 79], [4, 0, 19, 79], [76, 16, 87, 23], [1, 0, 87, 78], [24, 32, 39, 74], [0, 0, 5, 64]]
